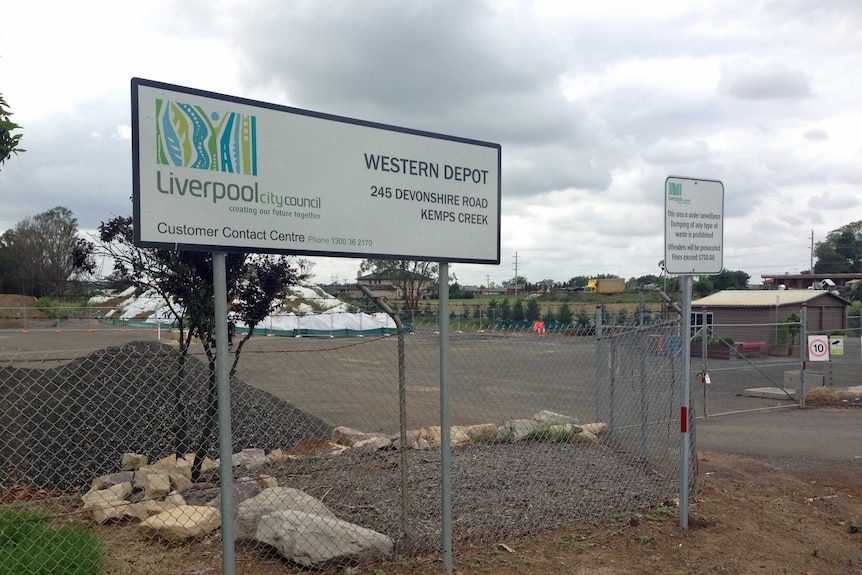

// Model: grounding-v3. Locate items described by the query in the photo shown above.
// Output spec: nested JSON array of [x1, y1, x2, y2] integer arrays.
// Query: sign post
[[132, 79, 501, 574], [664, 176, 724, 531]]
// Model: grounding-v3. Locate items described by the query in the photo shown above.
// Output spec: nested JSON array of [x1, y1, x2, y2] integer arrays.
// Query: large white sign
[[664, 176, 724, 275], [132, 78, 501, 263]]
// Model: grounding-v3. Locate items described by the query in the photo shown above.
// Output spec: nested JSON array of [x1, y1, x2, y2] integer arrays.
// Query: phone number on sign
[[308, 235, 373, 247]]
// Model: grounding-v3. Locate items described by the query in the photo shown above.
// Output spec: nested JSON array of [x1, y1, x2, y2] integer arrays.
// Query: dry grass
[[806, 386, 841, 405]]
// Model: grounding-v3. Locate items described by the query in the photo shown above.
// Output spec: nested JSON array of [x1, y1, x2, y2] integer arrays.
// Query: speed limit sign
[[808, 335, 830, 361]]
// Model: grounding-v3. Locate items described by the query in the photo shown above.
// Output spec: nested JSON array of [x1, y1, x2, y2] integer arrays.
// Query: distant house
[[463, 285, 506, 296], [321, 271, 433, 301], [319, 282, 398, 300], [692, 290, 850, 345], [761, 273, 862, 292], [355, 272, 409, 299], [505, 284, 526, 295]]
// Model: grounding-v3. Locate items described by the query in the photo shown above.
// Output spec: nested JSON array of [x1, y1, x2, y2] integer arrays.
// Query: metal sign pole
[[438, 261, 453, 573], [679, 275, 692, 531], [800, 304, 807, 408], [213, 252, 236, 575]]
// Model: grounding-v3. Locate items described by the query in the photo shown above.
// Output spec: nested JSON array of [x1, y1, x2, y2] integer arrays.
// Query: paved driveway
[[695, 407, 862, 480]]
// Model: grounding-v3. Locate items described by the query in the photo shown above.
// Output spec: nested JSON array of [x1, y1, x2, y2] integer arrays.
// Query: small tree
[[98, 216, 303, 479], [616, 307, 631, 325], [779, 312, 802, 345], [525, 298, 541, 321], [512, 299, 525, 321], [557, 303, 574, 325], [575, 306, 591, 327], [500, 298, 511, 321]]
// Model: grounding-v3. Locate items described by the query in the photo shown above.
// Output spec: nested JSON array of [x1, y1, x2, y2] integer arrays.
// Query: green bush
[[777, 313, 801, 345], [34, 297, 59, 318], [0, 509, 102, 575]]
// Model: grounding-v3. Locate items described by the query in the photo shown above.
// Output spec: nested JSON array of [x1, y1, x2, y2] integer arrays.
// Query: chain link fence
[[2, 312, 689, 574]]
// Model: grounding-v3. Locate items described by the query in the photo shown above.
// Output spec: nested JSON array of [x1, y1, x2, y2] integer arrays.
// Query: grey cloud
[[0, 97, 132, 230], [594, 89, 726, 147], [642, 139, 711, 165], [503, 145, 615, 197], [718, 58, 811, 100], [803, 129, 828, 141], [806, 191, 861, 211], [229, 0, 565, 122], [217, 1, 614, 200], [777, 214, 805, 226]]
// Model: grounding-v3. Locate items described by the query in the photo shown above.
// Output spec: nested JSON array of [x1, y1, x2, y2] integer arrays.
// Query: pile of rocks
[[81, 410, 606, 567], [82, 450, 392, 567]]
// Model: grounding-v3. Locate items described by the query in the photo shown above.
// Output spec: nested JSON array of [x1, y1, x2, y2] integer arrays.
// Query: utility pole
[[810, 230, 814, 273], [512, 252, 520, 295]]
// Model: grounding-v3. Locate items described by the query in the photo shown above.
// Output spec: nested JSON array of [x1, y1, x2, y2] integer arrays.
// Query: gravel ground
[[1, 340, 675, 552], [264, 441, 674, 554]]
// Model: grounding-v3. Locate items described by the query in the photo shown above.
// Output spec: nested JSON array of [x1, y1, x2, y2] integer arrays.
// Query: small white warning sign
[[808, 335, 830, 362], [830, 336, 844, 356]]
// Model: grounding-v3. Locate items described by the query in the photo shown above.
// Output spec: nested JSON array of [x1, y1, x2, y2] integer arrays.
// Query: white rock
[[136, 467, 172, 500], [120, 453, 148, 471], [532, 410, 579, 425], [235, 486, 334, 540], [332, 426, 389, 447], [353, 436, 392, 451], [82, 482, 135, 524], [256, 510, 393, 567], [140, 505, 221, 540]]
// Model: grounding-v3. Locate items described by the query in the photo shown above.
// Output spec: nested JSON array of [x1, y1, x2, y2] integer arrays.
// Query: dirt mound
[[0, 294, 46, 320], [0, 340, 333, 490]]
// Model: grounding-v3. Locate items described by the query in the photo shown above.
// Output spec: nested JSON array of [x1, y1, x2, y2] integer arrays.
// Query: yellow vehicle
[[583, 278, 625, 294]]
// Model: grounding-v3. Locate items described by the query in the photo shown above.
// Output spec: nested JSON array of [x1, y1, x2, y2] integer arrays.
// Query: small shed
[[691, 290, 849, 346]]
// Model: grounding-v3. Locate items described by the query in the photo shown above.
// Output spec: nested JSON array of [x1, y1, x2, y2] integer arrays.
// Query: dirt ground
[[88, 447, 862, 575]]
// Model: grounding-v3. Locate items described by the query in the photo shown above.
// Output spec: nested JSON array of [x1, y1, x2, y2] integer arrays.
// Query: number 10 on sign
[[807, 335, 829, 361]]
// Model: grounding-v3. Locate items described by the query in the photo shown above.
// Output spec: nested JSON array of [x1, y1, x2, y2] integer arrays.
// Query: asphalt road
[[695, 407, 862, 480]]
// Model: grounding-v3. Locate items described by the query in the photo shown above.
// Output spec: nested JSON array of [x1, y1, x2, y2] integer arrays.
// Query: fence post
[[594, 305, 605, 428], [679, 275, 693, 531], [702, 326, 708, 419], [357, 284, 410, 551], [595, 305, 602, 337], [639, 329, 647, 457], [800, 304, 807, 408], [638, 290, 645, 326], [438, 262, 453, 574]]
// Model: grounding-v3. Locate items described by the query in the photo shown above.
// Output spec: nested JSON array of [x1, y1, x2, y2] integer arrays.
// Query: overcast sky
[[2, 1, 860, 287]]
